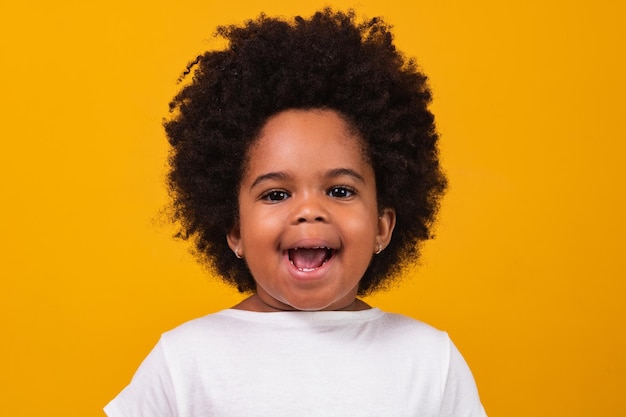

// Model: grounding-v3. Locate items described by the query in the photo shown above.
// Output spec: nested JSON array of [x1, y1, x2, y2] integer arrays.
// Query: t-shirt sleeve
[[439, 337, 488, 417], [104, 338, 178, 417]]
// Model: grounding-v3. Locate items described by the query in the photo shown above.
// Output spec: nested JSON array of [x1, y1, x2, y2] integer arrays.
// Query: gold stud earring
[[375, 242, 382, 255]]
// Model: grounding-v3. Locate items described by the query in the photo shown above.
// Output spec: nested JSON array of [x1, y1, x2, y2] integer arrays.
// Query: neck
[[231, 294, 371, 312]]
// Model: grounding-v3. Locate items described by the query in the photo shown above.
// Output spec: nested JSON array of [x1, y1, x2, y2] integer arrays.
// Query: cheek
[[239, 209, 283, 247], [341, 213, 379, 244]]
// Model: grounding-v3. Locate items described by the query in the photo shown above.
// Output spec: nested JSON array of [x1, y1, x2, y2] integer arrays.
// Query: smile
[[287, 247, 336, 272]]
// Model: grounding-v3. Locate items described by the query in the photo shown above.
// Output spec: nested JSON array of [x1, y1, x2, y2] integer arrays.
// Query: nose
[[292, 192, 328, 224]]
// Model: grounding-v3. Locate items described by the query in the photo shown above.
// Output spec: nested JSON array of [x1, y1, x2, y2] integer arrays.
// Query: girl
[[105, 9, 487, 417]]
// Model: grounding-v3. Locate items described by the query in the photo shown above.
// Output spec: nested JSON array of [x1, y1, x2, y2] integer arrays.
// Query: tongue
[[289, 248, 329, 270]]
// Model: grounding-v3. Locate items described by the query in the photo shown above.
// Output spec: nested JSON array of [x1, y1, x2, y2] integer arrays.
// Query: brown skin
[[227, 109, 396, 312]]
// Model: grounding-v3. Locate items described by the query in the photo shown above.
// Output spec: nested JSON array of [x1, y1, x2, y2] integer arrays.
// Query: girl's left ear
[[376, 208, 396, 251]]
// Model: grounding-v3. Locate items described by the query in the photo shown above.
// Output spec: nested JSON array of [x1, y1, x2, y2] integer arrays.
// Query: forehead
[[244, 109, 370, 175]]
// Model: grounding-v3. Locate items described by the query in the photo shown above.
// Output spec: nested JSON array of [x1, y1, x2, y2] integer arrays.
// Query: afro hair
[[164, 9, 447, 294]]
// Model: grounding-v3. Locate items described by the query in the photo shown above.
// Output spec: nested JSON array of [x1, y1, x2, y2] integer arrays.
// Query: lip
[[286, 238, 337, 250]]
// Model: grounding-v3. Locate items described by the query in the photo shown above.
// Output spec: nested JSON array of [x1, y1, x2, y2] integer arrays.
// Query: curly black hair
[[164, 9, 447, 295]]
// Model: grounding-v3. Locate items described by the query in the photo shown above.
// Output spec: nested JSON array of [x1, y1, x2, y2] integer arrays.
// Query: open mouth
[[288, 247, 335, 272]]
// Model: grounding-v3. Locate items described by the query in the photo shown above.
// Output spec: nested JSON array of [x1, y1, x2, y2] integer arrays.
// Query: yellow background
[[1, 0, 624, 416]]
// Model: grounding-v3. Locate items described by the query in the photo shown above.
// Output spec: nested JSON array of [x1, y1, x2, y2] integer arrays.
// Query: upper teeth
[[293, 246, 330, 250]]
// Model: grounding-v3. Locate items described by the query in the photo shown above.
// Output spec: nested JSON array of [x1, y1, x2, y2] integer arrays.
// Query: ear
[[226, 225, 242, 257], [376, 208, 396, 251]]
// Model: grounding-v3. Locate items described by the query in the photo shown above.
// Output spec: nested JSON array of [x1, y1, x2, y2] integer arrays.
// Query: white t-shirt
[[105, 308, 487, 417]]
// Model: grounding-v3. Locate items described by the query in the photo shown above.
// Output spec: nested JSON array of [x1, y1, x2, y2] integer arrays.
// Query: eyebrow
[[250, 172, 289, 190], [249, 168, 365, 190], [326, 168, 365, 183]]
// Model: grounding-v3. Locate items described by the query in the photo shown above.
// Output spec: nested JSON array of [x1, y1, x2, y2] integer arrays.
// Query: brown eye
[[328, 186, 355, 199], [262, 190, 290, 202]]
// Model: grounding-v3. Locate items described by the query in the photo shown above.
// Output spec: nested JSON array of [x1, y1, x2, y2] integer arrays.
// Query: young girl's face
[[227, 109, 395, 311]]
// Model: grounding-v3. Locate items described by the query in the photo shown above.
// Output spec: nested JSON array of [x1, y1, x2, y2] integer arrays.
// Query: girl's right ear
[[227, 227, 243, 258]]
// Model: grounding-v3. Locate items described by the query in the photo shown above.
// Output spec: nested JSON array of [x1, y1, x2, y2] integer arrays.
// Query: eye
[[328, 186, 355, 199], [261, 189, 290, 202]]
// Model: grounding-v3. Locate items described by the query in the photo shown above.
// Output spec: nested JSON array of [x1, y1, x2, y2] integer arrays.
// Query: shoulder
[[376, 311, 451, 344], [159, 310, 244, 344]]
